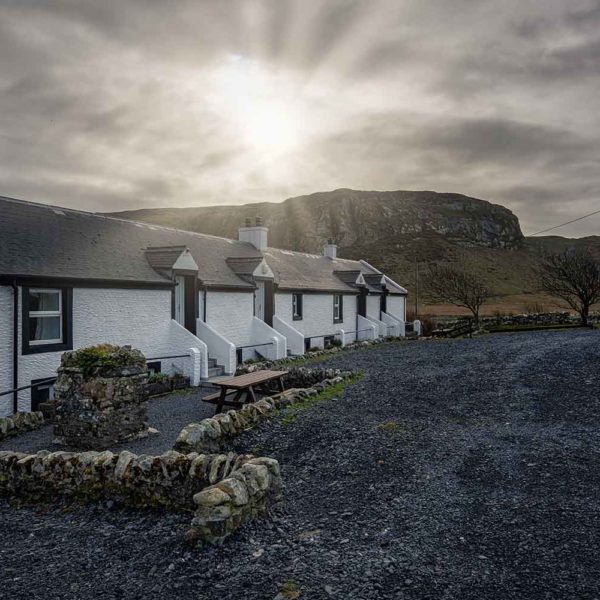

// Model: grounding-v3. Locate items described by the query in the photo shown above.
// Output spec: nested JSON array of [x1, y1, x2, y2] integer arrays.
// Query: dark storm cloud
[[0, 0, 599, 235]]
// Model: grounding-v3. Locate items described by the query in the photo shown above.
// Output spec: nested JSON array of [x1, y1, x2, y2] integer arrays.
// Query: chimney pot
[[238, 216, 268, 251]]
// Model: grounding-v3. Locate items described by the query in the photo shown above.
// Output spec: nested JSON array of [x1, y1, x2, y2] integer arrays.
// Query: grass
[[376, 421, 400, 434], [280, 374, 363, 426], [279, 580, 301, 599], [375, 419, 419, 442]]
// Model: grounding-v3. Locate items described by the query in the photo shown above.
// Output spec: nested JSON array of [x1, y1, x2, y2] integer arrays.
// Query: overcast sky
[[1, 0, 600, 236]]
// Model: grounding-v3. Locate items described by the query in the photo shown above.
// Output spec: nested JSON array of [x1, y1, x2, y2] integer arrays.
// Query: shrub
[[70, 344, 143, 378], [147, 373, 170, 384]]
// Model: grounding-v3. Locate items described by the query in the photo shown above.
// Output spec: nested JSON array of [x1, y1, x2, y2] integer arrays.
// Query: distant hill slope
[[106, 189, 600, 305]]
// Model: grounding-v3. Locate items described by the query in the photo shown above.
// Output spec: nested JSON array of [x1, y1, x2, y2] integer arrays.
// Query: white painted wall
[[275, 293, 358, 345], [196, 318, 236, 375], [204, 291, 255, 347], [7, 287, 206, 414], [366, 294, 381, 321], [273, 315, 304, 355], [387, 295, 406, 322], [0, 287, 14, 417]]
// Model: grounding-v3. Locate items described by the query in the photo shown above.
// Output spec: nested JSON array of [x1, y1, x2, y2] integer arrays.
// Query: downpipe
[[11, 278, 18, 414]]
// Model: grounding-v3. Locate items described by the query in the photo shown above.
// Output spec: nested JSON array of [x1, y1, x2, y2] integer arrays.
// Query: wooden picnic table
[[202, 369, 288, 414]]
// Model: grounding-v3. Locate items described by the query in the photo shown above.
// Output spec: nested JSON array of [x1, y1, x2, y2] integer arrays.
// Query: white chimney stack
[[238, 216, 268, 251], [324, 238, 337, 259]]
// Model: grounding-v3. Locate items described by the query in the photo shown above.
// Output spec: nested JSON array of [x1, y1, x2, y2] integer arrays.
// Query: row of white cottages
[[0, 196, 416, 416]]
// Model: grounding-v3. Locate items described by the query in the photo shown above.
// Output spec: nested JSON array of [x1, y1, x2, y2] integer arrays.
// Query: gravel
[[0, 386, 215, 455], [2, 330, 600, 600]]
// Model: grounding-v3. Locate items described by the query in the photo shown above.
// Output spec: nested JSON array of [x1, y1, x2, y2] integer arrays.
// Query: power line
[[528, 208, 600, 236]]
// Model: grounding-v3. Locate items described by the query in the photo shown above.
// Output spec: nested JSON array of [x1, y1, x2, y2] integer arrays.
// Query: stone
[[0, 411, 45, 442], [112, 451, 134, 479], [193, 486, 231, 507], [52, 346, 148, 450], [237, 463, 270, 495], [216, 478, 249, 506]]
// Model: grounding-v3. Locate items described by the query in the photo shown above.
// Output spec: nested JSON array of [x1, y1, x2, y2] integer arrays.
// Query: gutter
[[11, 277, 18, 413]]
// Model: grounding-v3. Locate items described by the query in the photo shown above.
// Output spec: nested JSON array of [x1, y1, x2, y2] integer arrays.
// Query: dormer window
[[22, 287, 73, 354], [292, 293, 303, 320]]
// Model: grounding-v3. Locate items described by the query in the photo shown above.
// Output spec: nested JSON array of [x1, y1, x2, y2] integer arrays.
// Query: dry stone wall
[[0, 411, 45, 441], [0, 448, 282, 544], [0, 449, 253, 510], [53, 348, 149, 449], [175, 368, 354, 454], [189, 457, 281, 545]]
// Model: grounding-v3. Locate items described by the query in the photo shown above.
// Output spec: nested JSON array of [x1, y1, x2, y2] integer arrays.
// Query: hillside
[[107, 189, 600, 314]]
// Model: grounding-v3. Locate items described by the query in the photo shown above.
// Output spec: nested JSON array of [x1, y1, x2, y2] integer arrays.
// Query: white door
[[174, 276, 185, 325], [255, 281, 265, 321]]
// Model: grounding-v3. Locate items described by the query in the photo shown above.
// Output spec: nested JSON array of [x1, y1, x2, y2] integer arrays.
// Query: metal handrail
[[146, 354, 190, 361], [336, 328, 375, 335], [0, 354, 191, 400], [236, 342, 275, 350], [0, 377, 57, 399]]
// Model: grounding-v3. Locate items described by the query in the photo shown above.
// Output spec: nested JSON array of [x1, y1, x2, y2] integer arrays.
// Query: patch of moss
[[71, 344, 142, 378], [281, 374, 363, 426], [279, 580, 301, 599], [376, 421, 400, 434]]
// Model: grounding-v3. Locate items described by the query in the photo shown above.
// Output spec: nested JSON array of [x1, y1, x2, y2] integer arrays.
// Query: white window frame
[[28, 288, 63, 345], [333, 294, 343, 323], [292, 293, 303, 320]]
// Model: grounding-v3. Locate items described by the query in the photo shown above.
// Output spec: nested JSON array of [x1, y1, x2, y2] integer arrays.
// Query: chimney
[[238, 216, 268, 251], [324, 238, 337, 259]]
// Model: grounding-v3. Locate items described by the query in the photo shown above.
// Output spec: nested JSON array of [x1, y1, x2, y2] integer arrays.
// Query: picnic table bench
[[202, 370, 288, 414]]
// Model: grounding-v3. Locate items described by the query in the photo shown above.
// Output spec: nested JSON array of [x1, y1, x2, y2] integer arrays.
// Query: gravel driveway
[[2, 330, 600, 600]]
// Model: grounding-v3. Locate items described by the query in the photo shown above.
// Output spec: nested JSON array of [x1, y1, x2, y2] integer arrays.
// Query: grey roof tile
[[0, 196, 400, 295]]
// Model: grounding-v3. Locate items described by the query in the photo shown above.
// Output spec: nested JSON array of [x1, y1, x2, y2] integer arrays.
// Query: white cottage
[[0, 196, 410, 416]]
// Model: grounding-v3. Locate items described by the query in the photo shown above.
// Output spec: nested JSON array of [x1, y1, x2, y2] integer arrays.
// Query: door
[[380, 290, 388, 315], [174, 275, 185, 326], [255, 281, 265, 321], [358, 288, 367, 317]]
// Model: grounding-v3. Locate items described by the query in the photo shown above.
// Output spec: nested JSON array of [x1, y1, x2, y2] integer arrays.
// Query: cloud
[[0, 0, 599, 236]]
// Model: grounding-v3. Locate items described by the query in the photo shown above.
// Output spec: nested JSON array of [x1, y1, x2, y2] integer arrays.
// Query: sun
[[210, 56, 305, 156], [242, 102, 301, 154]]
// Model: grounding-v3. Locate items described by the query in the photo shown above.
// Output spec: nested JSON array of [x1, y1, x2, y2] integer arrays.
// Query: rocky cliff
[[108, 189, 600, 302], [110, 189, 524, 254]]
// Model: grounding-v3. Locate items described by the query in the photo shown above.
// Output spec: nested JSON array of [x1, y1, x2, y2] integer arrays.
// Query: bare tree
[[425, 264, 490, 324], [538, 248, 600, 325]]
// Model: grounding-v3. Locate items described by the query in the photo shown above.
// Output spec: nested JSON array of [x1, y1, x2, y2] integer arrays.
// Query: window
[[22, 287, 72, 354], [31, 377, 56, 412], [333, 294, 343, 323], [147, 361, 162, 375], [292, 293, 303, 320]]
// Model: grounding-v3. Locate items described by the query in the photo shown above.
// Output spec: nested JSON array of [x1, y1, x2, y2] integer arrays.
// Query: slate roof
[[0, 196, 259, 288], [264, 249, 379, 293], [0, 196, 406, 294]]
